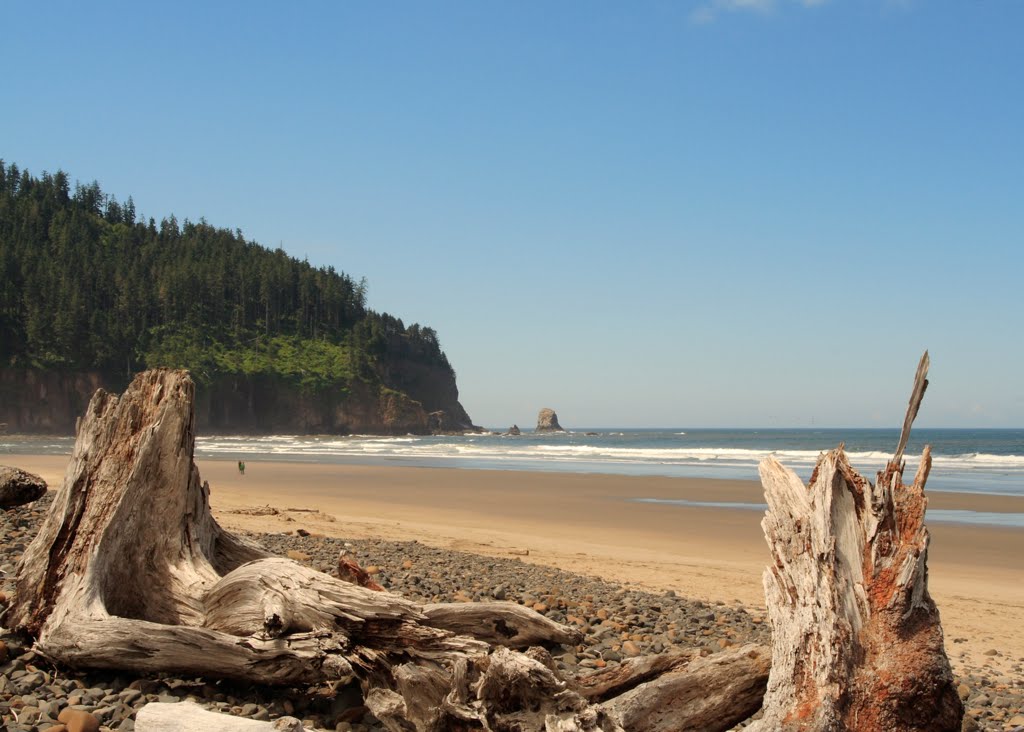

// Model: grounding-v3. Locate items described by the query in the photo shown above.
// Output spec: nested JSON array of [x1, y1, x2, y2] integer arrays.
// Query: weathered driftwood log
[[136, 701, 309, 731], [575, 648, 697, 701], [0, 465, 47, 507], [421, 601, 583, 648], [597, 643, 770, 732], [748, 352, 963, 731], [6, 369, 768, 732]]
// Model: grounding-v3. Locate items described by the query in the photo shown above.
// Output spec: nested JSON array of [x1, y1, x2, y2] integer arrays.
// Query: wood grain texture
[[749, 354, 962, 732], [5, 369, 768, 731], [135, 701, 308, 731]]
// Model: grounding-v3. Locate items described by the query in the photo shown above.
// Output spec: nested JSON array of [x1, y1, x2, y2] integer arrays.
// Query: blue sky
[[3, 1, 1022, 427]]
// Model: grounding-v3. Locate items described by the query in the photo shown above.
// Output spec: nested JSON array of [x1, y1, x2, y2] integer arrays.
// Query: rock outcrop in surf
[[535, 408, 565, 432]]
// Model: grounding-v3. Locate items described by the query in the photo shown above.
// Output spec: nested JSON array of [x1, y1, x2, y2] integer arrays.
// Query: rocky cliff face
[[0, 367, 475, 436], [0, 369, 109, 433], [372, 335, 475, 432]]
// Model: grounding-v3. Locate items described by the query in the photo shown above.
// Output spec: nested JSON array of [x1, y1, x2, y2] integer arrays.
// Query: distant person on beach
[[238, 460, 245, 475]]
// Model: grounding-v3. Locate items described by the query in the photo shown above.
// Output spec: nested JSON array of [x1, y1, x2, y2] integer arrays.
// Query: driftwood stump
[[5, 369, 768, 731], [749, 353, 963, 731]]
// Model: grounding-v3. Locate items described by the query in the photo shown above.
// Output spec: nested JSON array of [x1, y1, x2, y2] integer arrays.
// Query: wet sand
[[15, 454, 1024, 677]]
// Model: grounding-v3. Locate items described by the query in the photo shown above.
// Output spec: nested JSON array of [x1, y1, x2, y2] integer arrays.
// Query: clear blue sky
[[4, 1, 1022, 428]]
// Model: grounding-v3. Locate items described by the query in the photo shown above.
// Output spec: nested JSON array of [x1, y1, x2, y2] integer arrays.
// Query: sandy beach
[[15, 454, 1024, 681]]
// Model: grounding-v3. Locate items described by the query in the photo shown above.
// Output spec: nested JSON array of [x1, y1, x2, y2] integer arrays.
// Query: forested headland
[[0, 161, 475, 434]]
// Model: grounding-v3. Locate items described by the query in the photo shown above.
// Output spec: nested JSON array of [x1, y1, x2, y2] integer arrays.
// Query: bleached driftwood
[[748, 352, 963, 731], [575, 648, 698, 701], [136, 701, 309, 731], [421, 601, 583, 648], [0, 465, 47, 507], [6, 369, 768, 732], [597, 643, 770, 732]]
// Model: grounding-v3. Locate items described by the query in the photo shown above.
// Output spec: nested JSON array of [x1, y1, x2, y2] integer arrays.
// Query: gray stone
[[93, 704, 117, 721], [38, 698, 61, 718], [119, 688, 143, 705], [960, 715, 980, 731], [84, 686, 107, 701]]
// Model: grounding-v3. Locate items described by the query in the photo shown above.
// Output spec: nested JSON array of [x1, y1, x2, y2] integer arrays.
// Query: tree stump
[[748, 353, 963, 731], [5, 369, 768, 731]]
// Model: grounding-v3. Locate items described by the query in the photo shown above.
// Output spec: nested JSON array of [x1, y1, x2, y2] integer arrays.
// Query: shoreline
[[5, 429, 1024, 500], [9, 454, 1024, 680]]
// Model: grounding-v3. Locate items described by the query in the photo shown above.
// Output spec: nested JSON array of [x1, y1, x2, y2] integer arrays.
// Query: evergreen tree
[[0, 162, 454, 394]]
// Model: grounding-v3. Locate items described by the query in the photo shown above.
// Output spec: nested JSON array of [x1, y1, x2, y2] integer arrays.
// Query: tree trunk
[[5, 369, 767, 731], [748, 352, 963, 731]]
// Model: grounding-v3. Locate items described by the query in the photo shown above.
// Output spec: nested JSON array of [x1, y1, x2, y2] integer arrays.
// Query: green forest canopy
[[0, 161, 452, 393]]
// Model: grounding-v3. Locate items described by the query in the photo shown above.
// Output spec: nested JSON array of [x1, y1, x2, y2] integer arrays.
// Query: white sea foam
[[2, 431, 1020, 495]]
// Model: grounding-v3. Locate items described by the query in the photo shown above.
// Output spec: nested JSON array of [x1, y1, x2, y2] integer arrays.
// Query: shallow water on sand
[[3, 427, 1022, 497]]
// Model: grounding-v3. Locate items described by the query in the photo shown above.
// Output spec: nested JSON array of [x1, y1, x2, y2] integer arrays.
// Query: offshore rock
[[0, 466, 47, 507], [508, 424, 522, 436], [535, 408, 565, 432]]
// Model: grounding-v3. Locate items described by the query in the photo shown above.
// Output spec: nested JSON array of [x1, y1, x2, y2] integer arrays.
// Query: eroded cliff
[[0, 367, 475, 436]]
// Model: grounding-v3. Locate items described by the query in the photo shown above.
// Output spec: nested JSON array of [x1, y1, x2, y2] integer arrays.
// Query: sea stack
[[535, 408, 565, 432]]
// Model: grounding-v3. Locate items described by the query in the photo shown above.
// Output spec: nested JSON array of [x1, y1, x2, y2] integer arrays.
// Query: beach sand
[[16, 454, 1024, 680]]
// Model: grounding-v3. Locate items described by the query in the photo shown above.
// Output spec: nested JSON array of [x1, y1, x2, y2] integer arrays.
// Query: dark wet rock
[[0, 466, 47, 508]]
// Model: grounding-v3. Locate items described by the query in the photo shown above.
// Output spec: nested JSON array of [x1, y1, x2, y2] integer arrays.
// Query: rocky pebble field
[[1, 495, 1022, 731]]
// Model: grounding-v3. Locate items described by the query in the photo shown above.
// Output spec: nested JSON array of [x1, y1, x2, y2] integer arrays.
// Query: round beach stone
[[621, 640, 642, 657], [57, 708, 101, 732]]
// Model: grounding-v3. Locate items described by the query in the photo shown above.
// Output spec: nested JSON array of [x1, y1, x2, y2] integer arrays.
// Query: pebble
[[621, 640, 642, 657], [57, 708, 101, 732]]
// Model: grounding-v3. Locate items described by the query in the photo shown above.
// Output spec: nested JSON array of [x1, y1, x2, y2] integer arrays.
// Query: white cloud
[[691, 0, 828, 24]]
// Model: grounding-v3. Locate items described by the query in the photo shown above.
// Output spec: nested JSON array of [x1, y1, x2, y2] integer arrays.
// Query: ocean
[[4, 427, 1022, 495], [4, 428, 1023, 528]]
